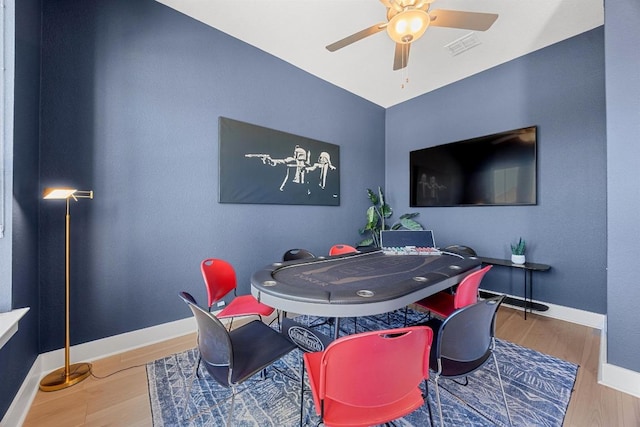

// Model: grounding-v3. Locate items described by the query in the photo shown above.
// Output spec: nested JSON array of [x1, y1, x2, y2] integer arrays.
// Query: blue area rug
[[147, 310, 578, 426]]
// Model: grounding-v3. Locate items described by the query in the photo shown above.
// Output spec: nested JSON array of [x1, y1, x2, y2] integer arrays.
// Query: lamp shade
[[386, 9, 430, 44], [43, 188, 78, 199]]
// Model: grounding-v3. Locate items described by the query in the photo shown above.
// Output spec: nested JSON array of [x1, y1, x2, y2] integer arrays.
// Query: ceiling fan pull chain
[[401, 60, 409, 89]]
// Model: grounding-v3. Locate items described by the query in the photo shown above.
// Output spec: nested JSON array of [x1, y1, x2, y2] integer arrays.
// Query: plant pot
[[511, 254, 526, 265]]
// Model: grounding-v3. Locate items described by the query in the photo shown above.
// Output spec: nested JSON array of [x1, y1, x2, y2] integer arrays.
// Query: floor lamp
[[40, 187, 94, 392]]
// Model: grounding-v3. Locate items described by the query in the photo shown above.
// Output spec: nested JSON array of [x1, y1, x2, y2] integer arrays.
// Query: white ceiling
[[155, 0, 604, 108]]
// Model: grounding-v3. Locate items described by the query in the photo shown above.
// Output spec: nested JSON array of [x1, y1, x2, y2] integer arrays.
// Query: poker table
[[251, 249, 481, 320]]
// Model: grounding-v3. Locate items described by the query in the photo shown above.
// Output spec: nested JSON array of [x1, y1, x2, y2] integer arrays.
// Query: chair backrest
[[436, 295, 504, 367], [319, 326, 433, 407], [179, 291, 233, 371], [201, 258, 237, 308], [443, 244, 477, 257], [454, 265, 492, 309], [283, 248, 316, 261], [329, 244, 357, 256]]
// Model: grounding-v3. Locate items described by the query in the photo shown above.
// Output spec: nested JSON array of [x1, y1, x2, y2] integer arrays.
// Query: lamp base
[[39, 362, 92, 392]]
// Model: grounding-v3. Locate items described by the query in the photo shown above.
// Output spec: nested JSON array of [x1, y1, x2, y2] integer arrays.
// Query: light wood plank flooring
[[23, 307, 640, 426]]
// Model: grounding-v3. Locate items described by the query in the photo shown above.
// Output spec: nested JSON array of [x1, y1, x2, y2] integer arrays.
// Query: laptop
[[380, 230, 436, 249]]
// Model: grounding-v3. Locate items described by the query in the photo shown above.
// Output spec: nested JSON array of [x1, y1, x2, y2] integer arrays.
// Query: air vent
[[444, 32, 481, 56]]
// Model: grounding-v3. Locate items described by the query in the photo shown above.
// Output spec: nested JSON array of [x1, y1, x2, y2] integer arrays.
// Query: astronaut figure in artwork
[[306, 151, 336, 189]]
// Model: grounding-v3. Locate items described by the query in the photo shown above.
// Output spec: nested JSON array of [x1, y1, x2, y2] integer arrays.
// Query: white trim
[[597, 318, 640, 398], [600, 363, 640, 398], [0, 307, 29, 349], [2, 316, 196, 427], [480, 288, 606, 329], [0, 355, 41, 427], [39, 316, 196, 372]]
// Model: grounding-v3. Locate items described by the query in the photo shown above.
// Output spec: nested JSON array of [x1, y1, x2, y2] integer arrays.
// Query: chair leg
[[226, 387, 236, 427], [492, 352, 513, 427], [434, 376, 444, 427], [195, 356, 202, 378], [424, 379, 434, 427], [184, 358, 199, 409], [451, 376, 468, 386], [299, 359, 305, 427]]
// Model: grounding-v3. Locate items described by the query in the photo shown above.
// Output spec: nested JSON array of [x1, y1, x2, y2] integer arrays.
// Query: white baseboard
[[597, 318, 640, 398], [480, 288, 606, 330], [2, 316, 196, 427], [0, 356, 41, 427], [600, 363, 640, 398], [39, 316, 196, 372]]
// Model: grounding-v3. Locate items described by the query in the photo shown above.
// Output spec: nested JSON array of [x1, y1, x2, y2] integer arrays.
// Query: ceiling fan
[[326, 0, 498, 70]]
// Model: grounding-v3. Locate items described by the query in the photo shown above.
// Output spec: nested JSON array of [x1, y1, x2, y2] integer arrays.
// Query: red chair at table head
[[200, 258, 274, 328]]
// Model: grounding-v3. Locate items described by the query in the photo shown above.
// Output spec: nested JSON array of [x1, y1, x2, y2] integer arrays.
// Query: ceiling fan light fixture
[[387, 8, 429, 44]]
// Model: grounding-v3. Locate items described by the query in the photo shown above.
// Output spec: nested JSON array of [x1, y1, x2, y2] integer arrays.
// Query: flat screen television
[[410, 126, 537, 207]]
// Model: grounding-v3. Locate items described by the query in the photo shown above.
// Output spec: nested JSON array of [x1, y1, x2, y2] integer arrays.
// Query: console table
[[478, 257, 551, 319]]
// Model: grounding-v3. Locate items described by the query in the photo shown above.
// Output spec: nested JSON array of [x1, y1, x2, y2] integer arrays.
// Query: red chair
[[328, 244, 357, 256], [415, 265, 492, 319], [201, 258, 275, 329], [302, 326, 434, 427]]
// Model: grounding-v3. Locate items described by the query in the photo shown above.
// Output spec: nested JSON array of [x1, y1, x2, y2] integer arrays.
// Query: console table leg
[[523, 270, 528, 320]]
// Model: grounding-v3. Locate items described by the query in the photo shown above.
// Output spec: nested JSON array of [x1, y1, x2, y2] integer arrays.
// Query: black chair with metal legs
[[178, 292, 297, 426], [424, 295, 513, 427]]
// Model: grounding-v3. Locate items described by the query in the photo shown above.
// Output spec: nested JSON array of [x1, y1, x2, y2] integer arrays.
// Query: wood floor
[[23, 307, 640, 427]]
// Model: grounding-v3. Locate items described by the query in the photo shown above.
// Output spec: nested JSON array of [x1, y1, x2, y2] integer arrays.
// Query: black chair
[[178, 292, 297, 426], [282, 248, 316, 261], [442, 244, 477, 257], [280, 249, 316, 325], [424, 295, 513, 427]]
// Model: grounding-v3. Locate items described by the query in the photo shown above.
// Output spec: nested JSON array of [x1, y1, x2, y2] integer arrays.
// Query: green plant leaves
[[511, 237, 526, 255], [358, 187, 424, 248]]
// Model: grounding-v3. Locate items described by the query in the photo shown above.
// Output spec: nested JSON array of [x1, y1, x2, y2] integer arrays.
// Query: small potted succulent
[[510, 237, 526, 265]]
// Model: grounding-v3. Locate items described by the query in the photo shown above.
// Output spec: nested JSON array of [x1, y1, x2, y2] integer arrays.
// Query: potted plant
[[511, 237, 526, 264], [358, 187, 424, 248]]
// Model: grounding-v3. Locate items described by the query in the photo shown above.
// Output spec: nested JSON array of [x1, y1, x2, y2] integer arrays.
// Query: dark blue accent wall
[[38, 0, 385, 351], [0, 0, 42, 419], [386, 28, 606, 314]]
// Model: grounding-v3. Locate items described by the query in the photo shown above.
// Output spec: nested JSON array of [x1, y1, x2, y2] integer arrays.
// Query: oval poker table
[[251, 249, 481, 319]]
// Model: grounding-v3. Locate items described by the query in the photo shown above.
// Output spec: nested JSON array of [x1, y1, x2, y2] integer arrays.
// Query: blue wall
[[0, 0, 42, 418], [5, 0, 640, 421], [386, 28, 606, 313], [38, 0, 385, 351], [605, 0, 640, 372]]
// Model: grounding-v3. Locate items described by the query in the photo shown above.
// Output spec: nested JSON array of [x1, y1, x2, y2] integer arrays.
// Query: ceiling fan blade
[[326, 23, 387, 52], [429, 9, 498, 31], [393, 43, 410, 71]]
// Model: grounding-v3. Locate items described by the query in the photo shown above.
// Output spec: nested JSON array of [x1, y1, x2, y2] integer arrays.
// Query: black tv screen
[[410, 126, 537, 207]]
